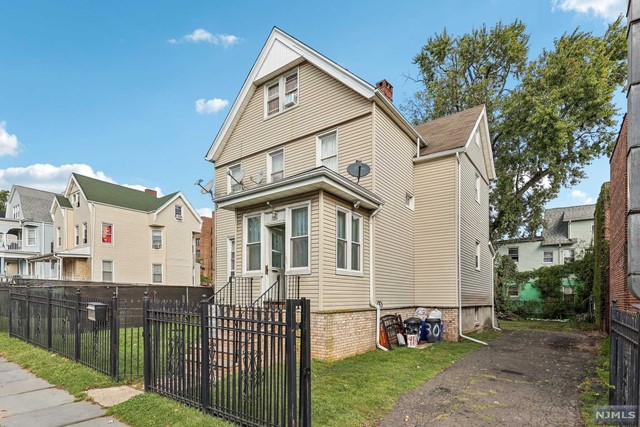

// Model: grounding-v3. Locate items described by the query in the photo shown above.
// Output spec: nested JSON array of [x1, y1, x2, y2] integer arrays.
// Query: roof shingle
[[414, 105, 485, 156]]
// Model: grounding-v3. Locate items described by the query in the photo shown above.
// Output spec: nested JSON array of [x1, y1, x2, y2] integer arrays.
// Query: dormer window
[[264, 68, 298, 118]]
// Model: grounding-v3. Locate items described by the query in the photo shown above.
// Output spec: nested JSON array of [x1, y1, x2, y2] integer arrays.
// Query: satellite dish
[[251, 171, 266, 185], [199, 179, 214, 194], [228, 169, 245, 185], [347, 160, 371, 184]]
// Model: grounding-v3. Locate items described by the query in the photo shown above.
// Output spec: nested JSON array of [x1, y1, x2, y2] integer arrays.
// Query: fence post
[[8, 288, 12, 337], [75, 288, 81, 362], [609, 300, 618, 405], [299, 298, 311, 427], [46, 288, 52, 350], [285, 299, 297, 427], [143, 292, 151, 391], [200, 295, 210, 411], [110, 292, 120, 381], [25, 288, 30, 341]]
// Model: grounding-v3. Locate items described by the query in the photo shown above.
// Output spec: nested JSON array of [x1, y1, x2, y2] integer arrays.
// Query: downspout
[[369, 203, 386, 351], [456, 153, 488, 346]]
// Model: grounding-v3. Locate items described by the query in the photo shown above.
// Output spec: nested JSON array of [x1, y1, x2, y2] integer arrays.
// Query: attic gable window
[[264, 68, 298, 118], [175, 205, 183, 221]]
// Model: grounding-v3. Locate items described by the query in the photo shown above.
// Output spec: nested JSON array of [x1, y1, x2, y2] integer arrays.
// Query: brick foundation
[[310, 306, 462, 360]]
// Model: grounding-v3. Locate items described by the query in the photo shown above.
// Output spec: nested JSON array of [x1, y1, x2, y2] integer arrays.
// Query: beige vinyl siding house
[[49, 173, 202, 285], [205, 28, 496, 360]]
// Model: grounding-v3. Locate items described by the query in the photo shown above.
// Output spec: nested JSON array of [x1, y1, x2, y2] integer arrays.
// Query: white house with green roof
[[45, 173, 203, 285]]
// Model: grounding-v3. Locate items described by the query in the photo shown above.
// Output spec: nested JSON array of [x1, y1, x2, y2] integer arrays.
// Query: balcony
[[5, 241, 22, 251]]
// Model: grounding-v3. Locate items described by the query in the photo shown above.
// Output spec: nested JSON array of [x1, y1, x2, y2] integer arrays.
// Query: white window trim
[[508, 247, 519, 263], [405, 193, 415, 211], [267, 148, 285, 183], [227, 237, 236, 279], [542, 251, 554, 264], [174, 205, 183, 221], [26, 228, 36, 247], [316, 129, 339, 171], [102, 260, 114, 283], [82, 222, 88, 244], [336, 206, 364, 277], [475, 173, 481, 204], [101, 222, 114, 245], [263, 67, 299, 119], [74, 225, 79, 246], [285, 201, 312, 275], [151, 263, 163, 284], [227, 163, 242, 194], [242, 213, 263, 277], [475, 242, 481, 271], [151, 229, 163, 250]]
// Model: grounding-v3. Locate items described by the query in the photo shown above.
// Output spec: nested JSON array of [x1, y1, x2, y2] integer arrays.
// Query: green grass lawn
[[311, 330, 499, 427], [579, 338, 611, 427], [0, 332, 117, 399], [499, 319, 600, 333]]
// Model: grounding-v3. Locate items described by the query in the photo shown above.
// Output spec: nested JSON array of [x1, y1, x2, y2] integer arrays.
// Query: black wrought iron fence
[[609, 302, 640, 407], [144, 295, 311, 427], [254, 275, 300, 307], [7, 287, 143, 381], [0, 286, 10, 332]]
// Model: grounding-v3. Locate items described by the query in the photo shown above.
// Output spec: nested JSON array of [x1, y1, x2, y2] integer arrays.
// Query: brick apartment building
[[609, 115, 640, 313], [195, 213, 215, 285]]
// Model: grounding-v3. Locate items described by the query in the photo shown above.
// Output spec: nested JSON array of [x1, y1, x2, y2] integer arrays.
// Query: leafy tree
[[593, 183, 610, 326], [494, 254, 518, 315], [0, 189, 8, 215], [407, 19, 626, 239]]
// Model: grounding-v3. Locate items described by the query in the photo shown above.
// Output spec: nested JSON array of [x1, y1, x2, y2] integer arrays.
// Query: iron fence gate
[[144, 295, 311, 427], [7, 287, 143, 380], [609, 303, 640, 408]]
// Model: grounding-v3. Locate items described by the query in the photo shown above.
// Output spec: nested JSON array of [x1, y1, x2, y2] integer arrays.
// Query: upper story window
[[268, 149, 284, 183], [195, 237, 201, 247], [56, 227, 61, 247], [102, 223, 113, 244], [563, 249, 575, 264], [228, 164, 243, 194], [12, 205, 19, 219], [75, 225, 80, 246], [174, 205, 183, 221], [475, 173, 481, 204], [72, 192, 80, 208], [543, 251, 554, 263], [152, 229, 163, 250], [26, 229, 36, 246], [405, 193, 415, 210], [265, 69, 299, 118], [82, 222, 88, 244], [508, 247, 519, 263], [336, 208, 363, 274], [475, 241, 481, 270], [317, 130, 338, 172]]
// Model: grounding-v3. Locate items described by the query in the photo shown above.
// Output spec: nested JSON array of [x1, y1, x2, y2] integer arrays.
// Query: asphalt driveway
[[379, 328, 601, 427]]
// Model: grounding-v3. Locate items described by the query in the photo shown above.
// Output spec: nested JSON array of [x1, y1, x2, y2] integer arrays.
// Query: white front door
[[266, 225, 285, 293]]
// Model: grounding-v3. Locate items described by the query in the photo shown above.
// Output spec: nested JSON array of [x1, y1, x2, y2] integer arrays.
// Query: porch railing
[[210, 276, 254, 306], [254, 275, 300, 307]]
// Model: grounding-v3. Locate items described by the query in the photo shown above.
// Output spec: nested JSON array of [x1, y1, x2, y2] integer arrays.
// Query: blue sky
[[0, 0, 626, 216]]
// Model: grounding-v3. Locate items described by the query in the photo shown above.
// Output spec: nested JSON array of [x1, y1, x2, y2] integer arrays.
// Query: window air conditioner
[[284, 93, 296, 107]]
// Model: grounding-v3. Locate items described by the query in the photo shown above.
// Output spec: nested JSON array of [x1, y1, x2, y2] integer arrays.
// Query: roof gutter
[[414, 147, 465, 164]]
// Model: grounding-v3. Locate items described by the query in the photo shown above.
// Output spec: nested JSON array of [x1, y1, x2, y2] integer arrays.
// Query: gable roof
[[541, 204, 595, 245], [9, 185, 58, 222], [71, 173, 177, 212], [205, 27, 424, 163], [415, 105, 485, 156]]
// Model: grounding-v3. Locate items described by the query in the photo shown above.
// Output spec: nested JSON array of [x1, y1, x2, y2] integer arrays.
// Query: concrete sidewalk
[[0, 357, 128, 427]]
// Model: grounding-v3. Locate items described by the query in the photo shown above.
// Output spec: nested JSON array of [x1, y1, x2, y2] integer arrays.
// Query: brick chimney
[[145, 189, 157, 198], [376, 79, 393, 103]]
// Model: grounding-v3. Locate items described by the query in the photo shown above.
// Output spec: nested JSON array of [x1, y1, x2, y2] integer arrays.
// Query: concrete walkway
[[0, 357, 128, 427]]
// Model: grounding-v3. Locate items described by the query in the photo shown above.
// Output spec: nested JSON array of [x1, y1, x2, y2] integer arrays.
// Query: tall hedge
[[593, 182, 610, 326]]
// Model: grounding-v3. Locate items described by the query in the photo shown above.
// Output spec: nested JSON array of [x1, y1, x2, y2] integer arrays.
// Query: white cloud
[[0, 163, 163, 196], [0, 122, 20, 157], [168, 29, 240, 47], [570, 189, 594, 204], [195, 98, 229, 114], [196, 207, 213, 217], [551, 0, 626, 21]]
